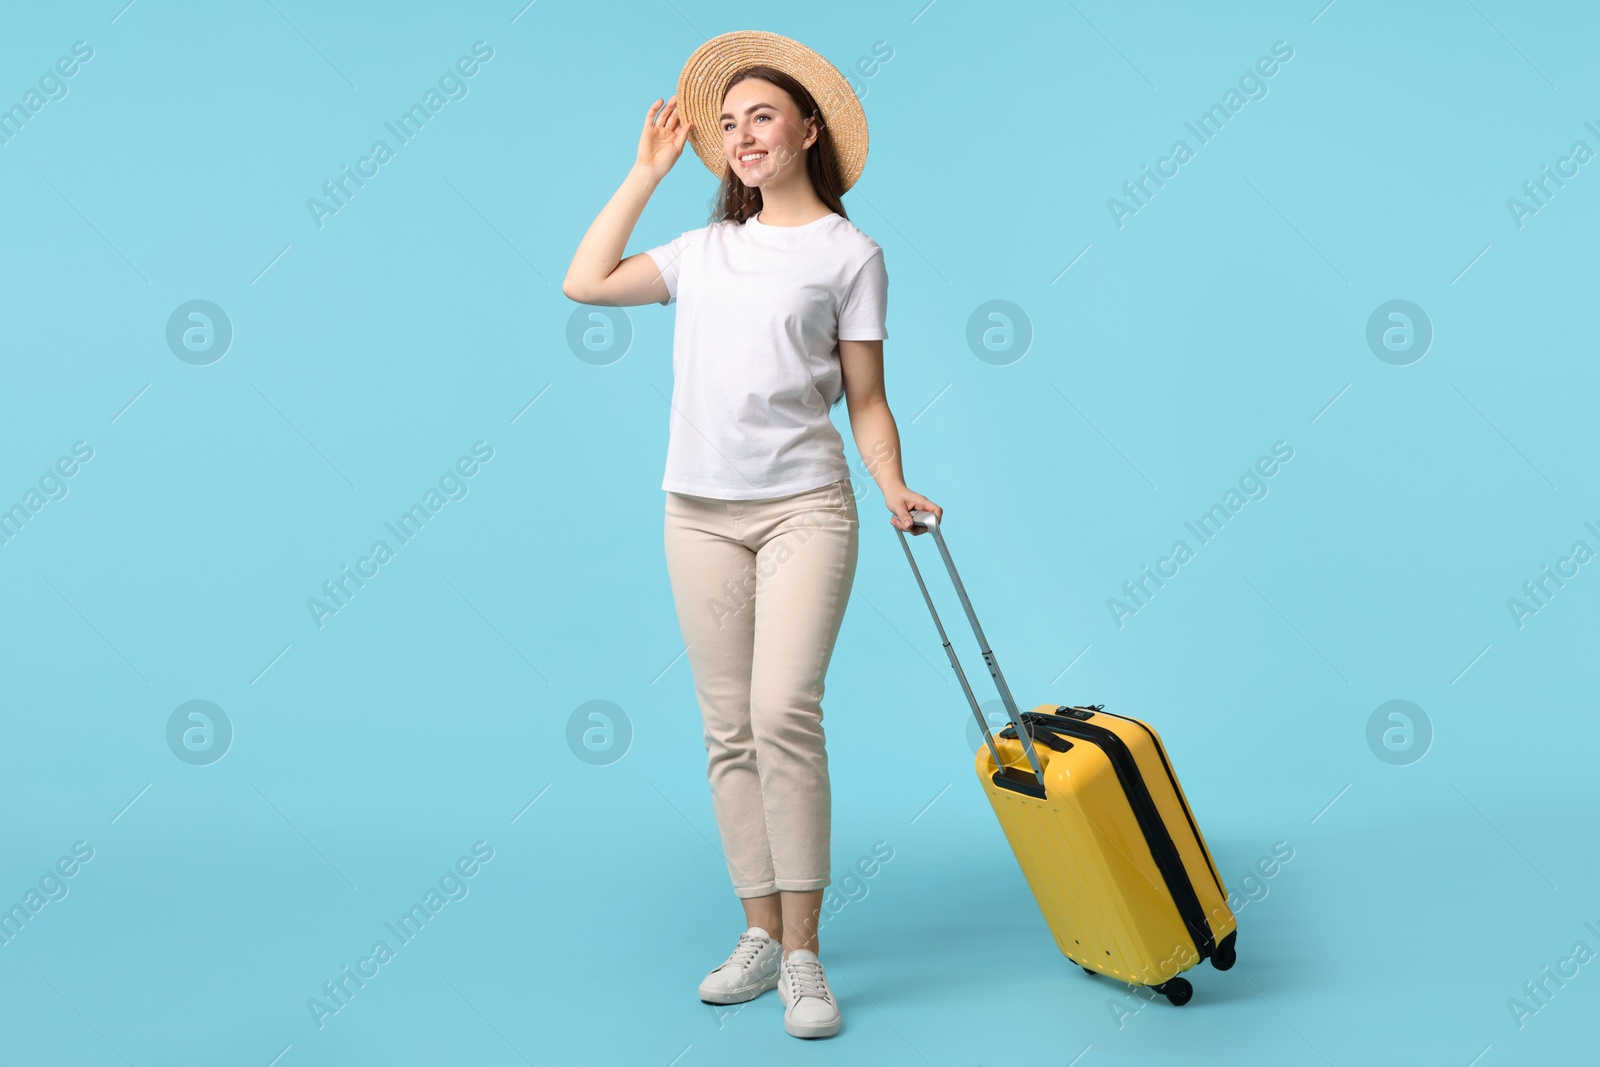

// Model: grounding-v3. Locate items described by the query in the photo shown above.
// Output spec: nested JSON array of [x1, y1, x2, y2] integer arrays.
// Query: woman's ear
[[803, 113, 821, 151]]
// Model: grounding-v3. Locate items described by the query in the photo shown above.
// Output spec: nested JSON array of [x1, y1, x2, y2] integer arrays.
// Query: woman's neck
[[754, 185, 833, 227]]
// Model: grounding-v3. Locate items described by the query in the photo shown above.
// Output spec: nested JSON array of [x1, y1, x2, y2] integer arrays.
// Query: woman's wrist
[[876, 479, 909, 499]]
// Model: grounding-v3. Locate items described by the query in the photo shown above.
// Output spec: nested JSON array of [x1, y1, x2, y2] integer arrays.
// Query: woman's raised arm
[[562, 96, 692, 307]]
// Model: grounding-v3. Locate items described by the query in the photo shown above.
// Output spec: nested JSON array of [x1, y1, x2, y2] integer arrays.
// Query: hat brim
[[675, 30, 868, 194]]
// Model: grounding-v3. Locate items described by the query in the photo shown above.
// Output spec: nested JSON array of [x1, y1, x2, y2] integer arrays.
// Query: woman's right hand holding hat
[[637, 95, 692, 182]]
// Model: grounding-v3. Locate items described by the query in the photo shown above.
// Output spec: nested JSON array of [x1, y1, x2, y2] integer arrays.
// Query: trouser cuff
[[732, 882, 778, 899], [773, 876, 830, 892]]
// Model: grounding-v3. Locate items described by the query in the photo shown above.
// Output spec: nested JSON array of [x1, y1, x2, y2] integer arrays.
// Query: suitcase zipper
[[1084, 707, 1230, 905], [1015, 709, 1217, 962]]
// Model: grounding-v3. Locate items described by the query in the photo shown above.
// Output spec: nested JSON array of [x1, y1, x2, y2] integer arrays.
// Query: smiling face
[[719, 77, 818, 189]]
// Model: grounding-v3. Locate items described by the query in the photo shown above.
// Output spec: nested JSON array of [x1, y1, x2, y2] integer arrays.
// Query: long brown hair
[[709, 65, 850, 226]]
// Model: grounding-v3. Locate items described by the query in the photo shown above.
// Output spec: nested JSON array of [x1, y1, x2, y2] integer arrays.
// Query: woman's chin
[[728, 160, 777, 187]]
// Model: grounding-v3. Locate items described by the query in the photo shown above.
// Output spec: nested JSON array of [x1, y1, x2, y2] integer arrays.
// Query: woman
[[562, 31, 940, 1040]]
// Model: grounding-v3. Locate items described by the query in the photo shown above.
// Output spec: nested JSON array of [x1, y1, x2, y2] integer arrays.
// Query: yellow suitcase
[[896, 510, 1237, 1005]]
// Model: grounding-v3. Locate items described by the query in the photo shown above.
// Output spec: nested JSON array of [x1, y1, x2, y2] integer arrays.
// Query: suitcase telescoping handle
[[894, 509, 1046, 787]]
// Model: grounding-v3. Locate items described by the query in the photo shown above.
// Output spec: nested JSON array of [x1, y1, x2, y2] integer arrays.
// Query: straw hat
[[675, 30, 869, 193]]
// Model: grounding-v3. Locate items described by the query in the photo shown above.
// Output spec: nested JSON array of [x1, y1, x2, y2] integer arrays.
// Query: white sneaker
[[698, 926, 781, 1004], [777, 949, 841, 1038]]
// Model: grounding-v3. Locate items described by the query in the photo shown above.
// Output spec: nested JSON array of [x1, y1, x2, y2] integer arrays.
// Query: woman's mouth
[[737, 150, 768, 168]]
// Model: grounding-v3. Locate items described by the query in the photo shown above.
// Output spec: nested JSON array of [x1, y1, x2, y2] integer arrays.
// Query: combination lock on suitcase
[[895, 509, 1238, 1006]]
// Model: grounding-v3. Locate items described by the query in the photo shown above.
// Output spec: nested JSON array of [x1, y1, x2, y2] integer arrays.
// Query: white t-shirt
[[643, 211, 889, 500]]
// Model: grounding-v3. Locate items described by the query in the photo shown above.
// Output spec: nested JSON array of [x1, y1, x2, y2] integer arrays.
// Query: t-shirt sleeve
[[641, 228, 700, 306], [837, 248, 889, 341]]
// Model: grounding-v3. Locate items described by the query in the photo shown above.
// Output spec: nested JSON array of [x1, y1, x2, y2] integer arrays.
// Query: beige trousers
[[663, 477, 860, 897]]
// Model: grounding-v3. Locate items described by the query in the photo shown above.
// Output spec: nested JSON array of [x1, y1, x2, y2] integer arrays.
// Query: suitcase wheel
[[1081, 966, 1097, 976], [1152, 977, 1192, 1006], [1210, 932, 1238, 972]]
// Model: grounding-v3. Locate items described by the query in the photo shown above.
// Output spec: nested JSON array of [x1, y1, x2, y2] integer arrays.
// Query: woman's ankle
[[742, 890, 783, 938]]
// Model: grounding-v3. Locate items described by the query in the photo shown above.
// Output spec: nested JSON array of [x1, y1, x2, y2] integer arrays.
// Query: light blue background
[[2, 1, 1595, 1064]]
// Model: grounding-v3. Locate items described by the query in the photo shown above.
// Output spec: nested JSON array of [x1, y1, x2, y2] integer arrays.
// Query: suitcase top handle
[[895, 508, 1047, 786]]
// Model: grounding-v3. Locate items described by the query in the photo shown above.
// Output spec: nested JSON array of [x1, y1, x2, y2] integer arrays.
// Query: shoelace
[[782, 956, 833, 1003], [722, 933, 768, 971]]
